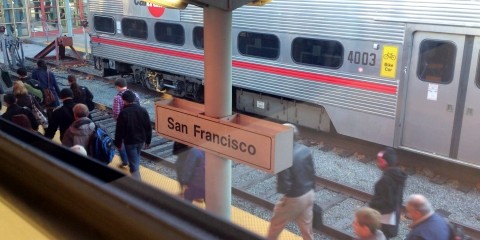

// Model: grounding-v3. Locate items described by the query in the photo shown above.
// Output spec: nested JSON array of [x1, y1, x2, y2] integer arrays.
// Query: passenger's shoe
[[119, 163, 128, 168]]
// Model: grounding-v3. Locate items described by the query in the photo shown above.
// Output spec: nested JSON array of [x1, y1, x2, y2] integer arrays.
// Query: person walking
[[44, 88, 76, 141], [16, 67, 43, 103], [369, 147, 407, 239], [68, 75, 94, 111], [2, 93, 39, 131], [176, 147, 205, 203], [13, 81, 43, 112], [114, 90, 151, 180], [267, 123, 315, 240], [31, 59, 60, 108], [353, 207, 387, 240], [112, 78, 139, 167], [405, 194, 450, 240], [62, 104, 95, 148]]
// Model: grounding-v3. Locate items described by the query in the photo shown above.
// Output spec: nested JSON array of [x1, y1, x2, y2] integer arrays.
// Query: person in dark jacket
[[2, 93, 39, 131], [13, 80, 43, 113], [267, 123, 315, 240], [17, 67, 43, 103], [31, 59, 61, 107], [44, 88, 76, 140], [62, 104, 95, 148], [114, 90, 152, 180], [176, 147, 205, 203], [405, 194, 450, 240], [369, 147, 407, 239], [68, 75, 94, 111], [174, 142, 191, 189]]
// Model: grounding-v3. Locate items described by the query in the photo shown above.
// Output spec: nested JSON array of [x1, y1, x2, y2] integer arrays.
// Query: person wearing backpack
[[2, 93, 39, 131], [44, 88, 76, 141], [68, 75, 94, 112], [405, 194, 450, 240], [16, 67, 43, 103], [114, 90, 151, 180], [62, 104, 95, 148]]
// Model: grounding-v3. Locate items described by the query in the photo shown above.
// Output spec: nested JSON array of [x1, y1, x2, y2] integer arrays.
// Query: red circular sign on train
[[147, 3, 165, 18]]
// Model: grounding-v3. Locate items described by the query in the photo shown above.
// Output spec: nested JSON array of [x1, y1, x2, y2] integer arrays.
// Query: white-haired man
[[405, 194, 450, 240], [267, 123, 315, 240]]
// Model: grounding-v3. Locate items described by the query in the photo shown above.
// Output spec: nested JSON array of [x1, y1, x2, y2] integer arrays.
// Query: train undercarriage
[[94, 57, 204, 103], [93, 57, 332, 133]]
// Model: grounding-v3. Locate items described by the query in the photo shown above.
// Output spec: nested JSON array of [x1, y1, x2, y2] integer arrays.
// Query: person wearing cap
[[267, 123, 315, 240], [369, 147, 407, 239], [44, 88, 76, 140]]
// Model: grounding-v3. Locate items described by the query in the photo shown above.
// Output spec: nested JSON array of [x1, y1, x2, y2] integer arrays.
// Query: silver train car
[[88, 0, 480, 167]]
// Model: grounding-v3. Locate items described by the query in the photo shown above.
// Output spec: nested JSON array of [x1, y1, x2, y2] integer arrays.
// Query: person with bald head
[[267, 123, 315, 240], [405, 194, 450, 240], [62, 103, 95, 148]]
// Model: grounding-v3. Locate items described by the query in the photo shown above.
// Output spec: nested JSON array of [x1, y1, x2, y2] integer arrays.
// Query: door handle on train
[[466, 108, 473, 116], [447, 104, 453, 112]]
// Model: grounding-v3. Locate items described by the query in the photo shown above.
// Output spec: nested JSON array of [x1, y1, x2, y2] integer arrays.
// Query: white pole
[[203, 6, 232, 220]]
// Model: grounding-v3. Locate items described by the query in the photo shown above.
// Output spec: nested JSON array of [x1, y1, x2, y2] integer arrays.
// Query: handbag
[[30, 96, 49, 129], [43, 72, 56, 106]]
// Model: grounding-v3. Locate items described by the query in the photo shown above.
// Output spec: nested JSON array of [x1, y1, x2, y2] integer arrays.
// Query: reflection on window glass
[[238, 32, 279, 60], [291, 38, 343, 68], [94, 16, 115, 34], [154, 22, 184, 45], [193, 26, 204, 49], [417, 40, 456, 84], [122, 18, 147, 40]]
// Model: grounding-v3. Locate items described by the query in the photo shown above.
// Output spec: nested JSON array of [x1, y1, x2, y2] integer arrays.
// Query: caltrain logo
[[134, 0, 166, 18]]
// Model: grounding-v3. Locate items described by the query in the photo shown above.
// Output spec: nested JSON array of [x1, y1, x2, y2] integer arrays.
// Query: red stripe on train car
[[92, 37, 397, 95]]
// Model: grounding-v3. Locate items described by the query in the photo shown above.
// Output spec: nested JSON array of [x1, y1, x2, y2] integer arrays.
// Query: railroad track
[[8, 60, 479, 239], [89, 105, 480, 240]]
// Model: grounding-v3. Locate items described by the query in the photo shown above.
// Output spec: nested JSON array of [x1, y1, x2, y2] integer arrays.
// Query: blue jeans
[[118, 143, 128, 165], [125, 143, 144, 180]]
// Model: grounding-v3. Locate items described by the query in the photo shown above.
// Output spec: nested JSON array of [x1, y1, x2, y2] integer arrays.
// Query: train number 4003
[[347, 51, 376, 66]]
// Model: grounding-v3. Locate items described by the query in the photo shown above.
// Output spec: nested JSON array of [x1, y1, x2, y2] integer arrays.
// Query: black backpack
[[447, 219, 471, 240]]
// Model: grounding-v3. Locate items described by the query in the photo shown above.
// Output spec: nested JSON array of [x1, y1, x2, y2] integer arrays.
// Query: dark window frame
[[291, 37, 344, 69], [237, 31, 280, 60], [416, 39, 456, 84], [93, 15, 115, 34], [154, 22, 185, 46], [192, 26, 204, 50], [121, 18, 148, 40]]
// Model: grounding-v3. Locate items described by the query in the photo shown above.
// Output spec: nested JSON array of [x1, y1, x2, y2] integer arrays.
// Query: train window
[[193, 27, 204, 49], [93, 16, 115, 34], [238, 32, 279, 60], [155, 22, 185, 45], [291, 38, 343, 69], [417, 40, 456, 84], [121, 18, 148, 40]]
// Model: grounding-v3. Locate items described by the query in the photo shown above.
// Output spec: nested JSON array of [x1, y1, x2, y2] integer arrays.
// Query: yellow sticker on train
[[380, 45, 398, 78]]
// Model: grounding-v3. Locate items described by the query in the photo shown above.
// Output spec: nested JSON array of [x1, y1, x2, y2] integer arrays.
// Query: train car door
[[457, 37, 480, 164], [402, 31, 480, 165]]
